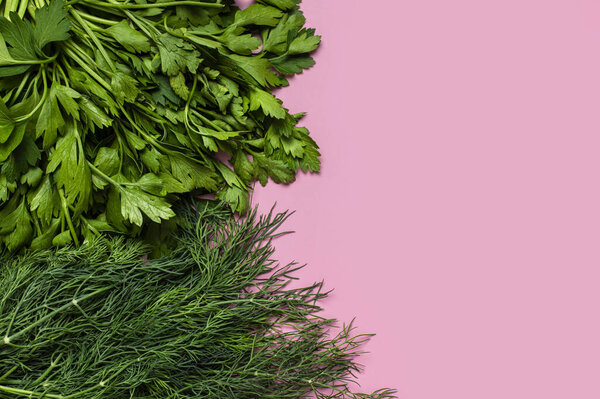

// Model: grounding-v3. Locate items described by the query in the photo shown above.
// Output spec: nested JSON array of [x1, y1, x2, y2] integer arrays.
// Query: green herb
[[0, 201, 395, 398], [0, 0, 321, 252]]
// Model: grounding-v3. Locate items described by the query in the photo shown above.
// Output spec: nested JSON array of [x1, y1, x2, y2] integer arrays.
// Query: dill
[[0, 201, 395, 398]]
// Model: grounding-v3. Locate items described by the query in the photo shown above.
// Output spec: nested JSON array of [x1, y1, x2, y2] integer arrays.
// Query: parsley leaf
[[288, 29, 321, 54], [157, 34, 202, 76], [0, 0, 321, 251], [34, 0, 70, 50], [0, 97, 15, 144], [119, 186, 175, 226], [249, 87, 286, 119], [105, 21, 151, 53], [233, 4, 283, 27], [36, 84, 65, 148], [0, 199, 33, 250], [0, 12, 37, 60], [225, 53, 281, 87], [257, 0, 299, 10]]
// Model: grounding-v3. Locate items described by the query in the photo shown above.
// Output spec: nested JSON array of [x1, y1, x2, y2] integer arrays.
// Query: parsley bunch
[[0, 0, 321, 252], [0, 201, 395, 398]]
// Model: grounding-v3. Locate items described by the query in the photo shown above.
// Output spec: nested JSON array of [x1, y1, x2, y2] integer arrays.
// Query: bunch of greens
[[0, 201, 395, 398], [0, 0, 321, 252]]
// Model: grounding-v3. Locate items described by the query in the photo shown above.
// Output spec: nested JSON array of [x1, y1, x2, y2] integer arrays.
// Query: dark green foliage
[[0, 0, 321, 251], [0, 202, 395, 398]]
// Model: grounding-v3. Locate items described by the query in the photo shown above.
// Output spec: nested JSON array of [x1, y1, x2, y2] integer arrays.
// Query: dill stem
[[32, 354, 62, 385], [0, 366, 17, 382], [0, 384, 64, 398], [3, 287, 111, 344], [62, 383, 104, 398]]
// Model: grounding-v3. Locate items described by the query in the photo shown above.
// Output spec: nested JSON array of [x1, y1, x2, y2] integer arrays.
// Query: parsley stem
[[122, 8, 159, 37], [186, 30, 221, 39], [183, 74, 198, 132], [3, 0, 18, 19], [62, 45, 112, 91], [58, 188, 80, 247], [117, 105, 174, 154], [70, 9, 116, 72], [55, 63, 69, 86], [133, 103, 166, 124], [88, 162, 141, 189], [87, 162, 119, 187], [80, 216, 102, 237], [191, 109, 225, 132], [76, 0, 223, 9], [0, 53, 58, 66], [14, 68, 48, 122], [16, 0, 27, 18], [74, 9, 118, 25], [8, 69, 30, 103], [31, 214, 42, 236], [63, 41, 95, 65]]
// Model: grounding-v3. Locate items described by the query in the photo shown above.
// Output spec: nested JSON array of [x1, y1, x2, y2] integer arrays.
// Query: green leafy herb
[[0, 201, 395, 399], [0, 0, 321, 251]]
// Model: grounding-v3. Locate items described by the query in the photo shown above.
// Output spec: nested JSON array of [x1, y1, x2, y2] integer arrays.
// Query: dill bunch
[[0, 0, 321, 252], [0, 201, 395, 398]]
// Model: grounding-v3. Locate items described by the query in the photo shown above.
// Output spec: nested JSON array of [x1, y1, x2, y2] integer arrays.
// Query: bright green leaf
[[158, 34, 202, 76], [105, 20, 150, 53], [94, 147, 120, 176], [234, 4, 283, 27], [249, 87, 286, 119], [34, 0, 70, 50], [0, 122, 26, 162], [288, 31, 321, 54], [119, 186, 175, 226]]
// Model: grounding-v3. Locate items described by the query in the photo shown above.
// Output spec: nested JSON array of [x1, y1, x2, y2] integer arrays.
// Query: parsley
[[0, 0, 321, 251]]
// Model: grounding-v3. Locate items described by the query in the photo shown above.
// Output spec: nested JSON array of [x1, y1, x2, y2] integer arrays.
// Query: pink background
[[251, 0, 600, 398]]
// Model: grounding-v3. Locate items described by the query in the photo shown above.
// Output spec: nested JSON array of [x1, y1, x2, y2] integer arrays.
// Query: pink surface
[[250, 0, 600, 398]]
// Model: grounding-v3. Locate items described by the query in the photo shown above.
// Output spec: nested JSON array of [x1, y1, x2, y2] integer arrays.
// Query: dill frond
[[0, 201, 395, 398]]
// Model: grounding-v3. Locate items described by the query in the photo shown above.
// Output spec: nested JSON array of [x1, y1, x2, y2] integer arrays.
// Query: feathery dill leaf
[[0, 201, 395, 398]]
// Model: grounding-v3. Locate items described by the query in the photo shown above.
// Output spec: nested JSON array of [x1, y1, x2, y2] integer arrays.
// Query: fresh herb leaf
[[0, 97, 15, 143], [34, 0, 70, 49], [233, 4, 283, 27], [36, 84, 65, 148], [0, 12, 37, 60], [105, 20, 151, 53], [157, 34, 202, 76], [249, 87, 286, 119], [119, 186, 175, 226]]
